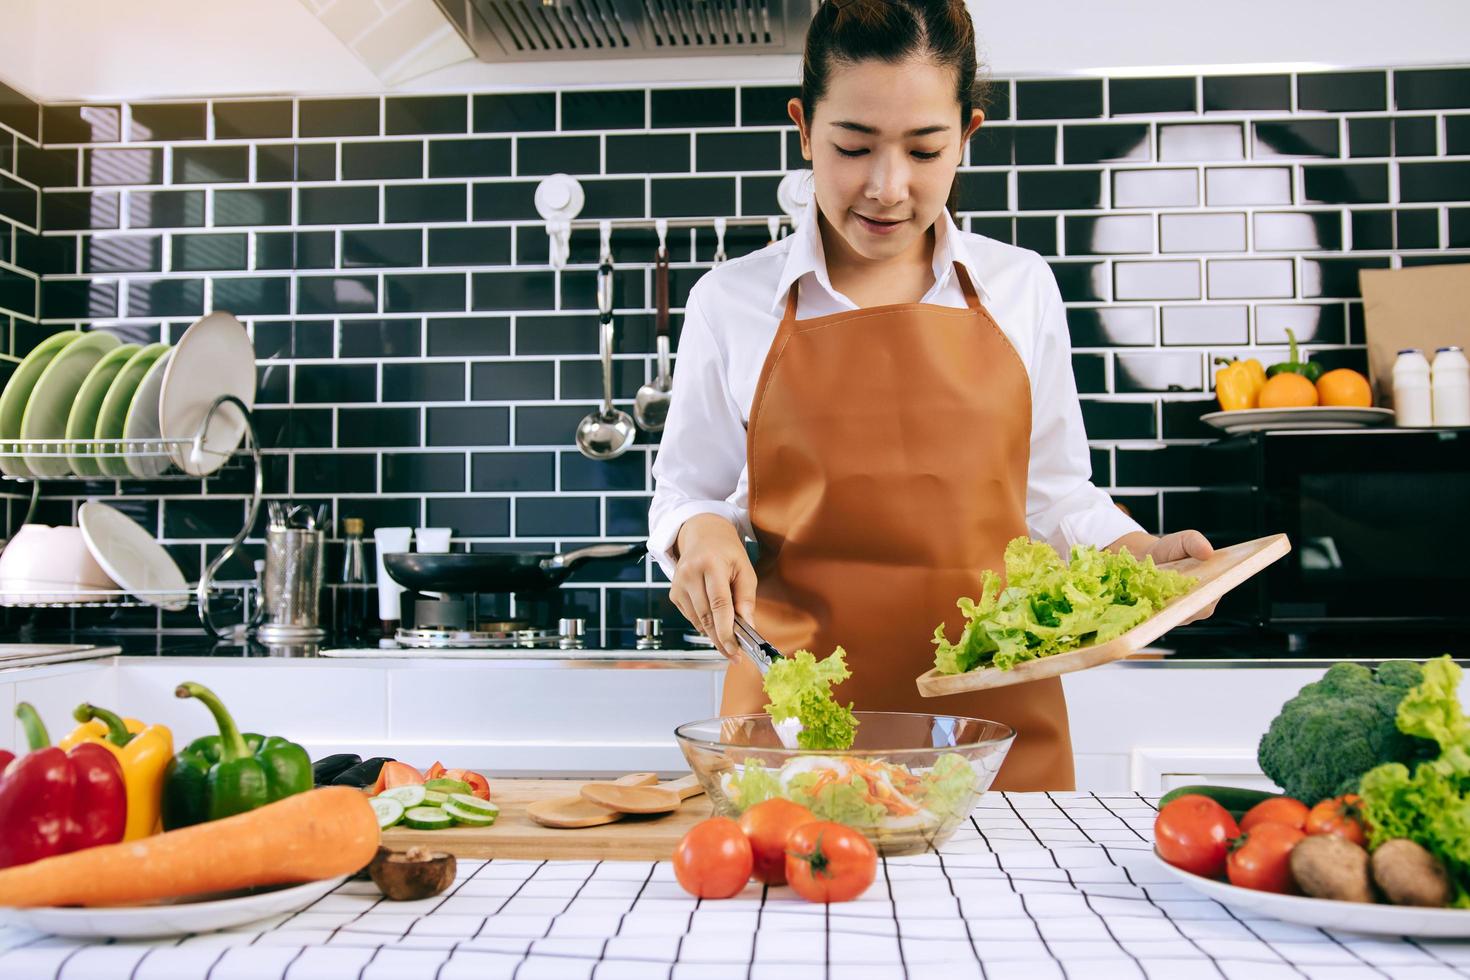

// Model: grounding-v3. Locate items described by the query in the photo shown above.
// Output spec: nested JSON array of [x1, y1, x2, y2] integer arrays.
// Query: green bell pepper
[[161, 681, 313, 830], [1266, 327, 1323, 382]]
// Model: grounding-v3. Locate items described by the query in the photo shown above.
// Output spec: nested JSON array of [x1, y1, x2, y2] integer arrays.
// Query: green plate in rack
[[65, 343, 140, 477], [21, 331, 122, 478], [94, 343, 169, 479], [0, 331, 82, 478]]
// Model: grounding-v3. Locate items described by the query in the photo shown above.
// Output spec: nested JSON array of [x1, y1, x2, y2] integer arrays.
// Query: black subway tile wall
[[1, 68, 1468, 636]]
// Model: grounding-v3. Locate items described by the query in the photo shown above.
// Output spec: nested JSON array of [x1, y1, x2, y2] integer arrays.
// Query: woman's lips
[[854, 212, 907, 236]]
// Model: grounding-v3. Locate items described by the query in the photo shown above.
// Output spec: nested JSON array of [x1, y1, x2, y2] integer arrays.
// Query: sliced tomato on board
[[381, 761, 425, 790], [424, 761, 446, 781], [443, 768, 491, 800]]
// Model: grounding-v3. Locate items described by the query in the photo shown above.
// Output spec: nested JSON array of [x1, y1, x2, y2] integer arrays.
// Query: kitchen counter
[[0, 793, 1454, 979]]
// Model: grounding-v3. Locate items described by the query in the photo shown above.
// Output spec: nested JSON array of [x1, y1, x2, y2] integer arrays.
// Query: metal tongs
[[733, 615, 784, 675]]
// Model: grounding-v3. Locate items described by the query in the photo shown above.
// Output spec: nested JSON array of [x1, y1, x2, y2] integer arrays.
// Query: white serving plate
[[78, 500, 190, 611], [159, 311, 257, 476], [1155, 852, 1470, 938], [0, 875, 345, 940], [1200, 406, 1395, 434]]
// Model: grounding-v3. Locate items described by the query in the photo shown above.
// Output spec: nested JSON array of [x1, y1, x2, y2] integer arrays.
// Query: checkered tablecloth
[[4, 793, 1469, 979]]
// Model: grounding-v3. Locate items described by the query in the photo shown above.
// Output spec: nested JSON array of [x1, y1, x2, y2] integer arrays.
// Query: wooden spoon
[[580, 773, 705, 815], [526, 773, 658, 829]]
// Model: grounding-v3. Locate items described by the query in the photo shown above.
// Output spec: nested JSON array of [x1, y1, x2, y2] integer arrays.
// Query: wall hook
[[534, 174, 585, 270]]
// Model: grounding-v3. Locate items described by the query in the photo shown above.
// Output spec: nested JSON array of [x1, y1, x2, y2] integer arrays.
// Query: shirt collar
[[769, 196, 990, 315]]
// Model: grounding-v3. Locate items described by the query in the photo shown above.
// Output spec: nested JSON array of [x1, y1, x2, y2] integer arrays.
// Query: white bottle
[[1431, 345, 1470, 427], [1392, 348, 1433, 427]]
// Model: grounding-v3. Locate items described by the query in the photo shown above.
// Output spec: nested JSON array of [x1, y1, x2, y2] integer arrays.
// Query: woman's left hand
[[1112, 529, 1218, 624]]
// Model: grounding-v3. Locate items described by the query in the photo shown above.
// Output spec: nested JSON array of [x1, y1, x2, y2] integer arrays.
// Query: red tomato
[[1239, 796, 1309, 833], [673, 818, 753, 899], [1227, 821, 1304, 893], [737, 798, 816, 885], [1154, 795, 1240, 879], [784, 821, 877, 904], [444, 768, 491, 801], [424, 761, 446, 781], [381, 761, 425, 790], [1305, 794, 1368, 847]]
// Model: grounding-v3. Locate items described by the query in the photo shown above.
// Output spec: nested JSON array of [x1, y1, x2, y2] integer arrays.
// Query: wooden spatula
[[580, 773, 705, 815], [526, 773, 658, 829]]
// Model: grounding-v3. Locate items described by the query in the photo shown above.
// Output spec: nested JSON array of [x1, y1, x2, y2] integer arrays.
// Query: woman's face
[[790, 56, 984, 263]]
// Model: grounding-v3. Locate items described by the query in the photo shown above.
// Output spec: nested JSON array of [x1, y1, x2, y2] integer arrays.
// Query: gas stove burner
[[395, 617, 587, 650], [683, 632, 716, 648]]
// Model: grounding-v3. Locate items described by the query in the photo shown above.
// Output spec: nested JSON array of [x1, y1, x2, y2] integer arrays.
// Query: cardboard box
[[1359, 263, 1470, 407]]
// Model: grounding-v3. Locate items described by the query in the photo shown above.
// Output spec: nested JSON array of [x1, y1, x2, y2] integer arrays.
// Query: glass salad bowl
[[673, 711, 1015, 856]]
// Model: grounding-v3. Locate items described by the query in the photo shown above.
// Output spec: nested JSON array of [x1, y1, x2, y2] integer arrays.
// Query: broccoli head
[[1257, 660, 1440, 805]]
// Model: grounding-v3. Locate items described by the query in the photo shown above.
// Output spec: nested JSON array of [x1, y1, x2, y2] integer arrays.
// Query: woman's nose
[[865, 156, 910, 207]]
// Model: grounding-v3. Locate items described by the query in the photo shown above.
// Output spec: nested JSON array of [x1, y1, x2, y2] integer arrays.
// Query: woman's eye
[[835, 146, 868, 158], [835, 145, 943, 161], [912, 150, 942, 161]]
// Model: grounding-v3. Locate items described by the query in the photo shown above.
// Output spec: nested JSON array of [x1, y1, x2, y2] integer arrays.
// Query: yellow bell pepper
[[1213, 356, 1266, 411], [60, 704, 173, 840]]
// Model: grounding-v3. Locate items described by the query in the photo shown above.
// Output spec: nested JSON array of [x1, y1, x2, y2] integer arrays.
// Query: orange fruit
[[1316, 368, 1372, 407], [1257, 372, 1319, 408]]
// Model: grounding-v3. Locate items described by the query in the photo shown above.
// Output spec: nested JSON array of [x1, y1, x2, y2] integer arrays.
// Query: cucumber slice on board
[[403, 806, 453, 830], [425, 778, 474, 796], [443, 801, 497, 827], [371, 797, 405, 829], [423, 790, 450, 806], [448, 793, 498, 815], [379, 785, 427, 808]]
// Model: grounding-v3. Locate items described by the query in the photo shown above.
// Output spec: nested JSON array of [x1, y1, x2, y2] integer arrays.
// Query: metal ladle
[[634, 244, 673, 432], [575, 257, 636, 460]]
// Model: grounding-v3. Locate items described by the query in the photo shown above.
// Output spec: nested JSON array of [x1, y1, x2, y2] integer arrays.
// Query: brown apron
[[721, 261, 1075, 791]]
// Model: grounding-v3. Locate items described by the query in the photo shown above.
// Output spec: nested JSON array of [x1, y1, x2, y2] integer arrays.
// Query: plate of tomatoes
[[1153, 791, 1470, 937]]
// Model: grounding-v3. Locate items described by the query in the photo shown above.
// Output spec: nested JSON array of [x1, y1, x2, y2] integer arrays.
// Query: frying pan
[[382, 542, 645, 594]]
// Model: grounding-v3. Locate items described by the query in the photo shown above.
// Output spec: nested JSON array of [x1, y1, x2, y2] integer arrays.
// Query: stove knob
[[558, 618, 586, 639], [635, 618, 662, 639]]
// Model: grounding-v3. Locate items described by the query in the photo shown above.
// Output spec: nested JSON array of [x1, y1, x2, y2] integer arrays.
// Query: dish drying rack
[[0, 394, 261, 638]]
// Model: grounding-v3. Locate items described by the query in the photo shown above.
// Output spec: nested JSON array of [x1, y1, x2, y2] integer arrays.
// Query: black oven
[[1221, 428, 1470, 633]]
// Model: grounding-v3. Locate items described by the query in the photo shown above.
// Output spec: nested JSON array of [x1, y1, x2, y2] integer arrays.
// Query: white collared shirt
[[646, 197, 1143, 578]]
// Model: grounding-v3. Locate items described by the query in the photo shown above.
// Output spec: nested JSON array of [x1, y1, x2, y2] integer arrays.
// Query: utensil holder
[[256, 526, 325, 643]]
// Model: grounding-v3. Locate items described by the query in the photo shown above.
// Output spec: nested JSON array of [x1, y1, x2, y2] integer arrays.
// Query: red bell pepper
[[0, 749, 14, 772], [0, 702, 127, 870]]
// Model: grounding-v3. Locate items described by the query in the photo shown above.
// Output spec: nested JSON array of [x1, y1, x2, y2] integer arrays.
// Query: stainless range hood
[[432, 0, 816, 61]]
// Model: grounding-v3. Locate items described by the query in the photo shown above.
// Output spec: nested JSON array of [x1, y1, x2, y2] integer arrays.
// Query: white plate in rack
[[1200, 406, 1395, 434], [159, 311, 257, 476], [1155, 852, 1470, 937], [78, 500, 190, 611], [0, 875, 346, 939]]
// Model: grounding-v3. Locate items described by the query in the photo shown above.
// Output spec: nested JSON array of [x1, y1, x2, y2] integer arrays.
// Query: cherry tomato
[[1305, 794, 1368, 847], [1227, 821, 1304, 893], [443, 768, 492, 801], [738, 798, 816, 885], [673, 818, 753, 899], [1154, 795, 1239, 879], [784, 821, 877, 904], [1239, 796, 1309, 833]]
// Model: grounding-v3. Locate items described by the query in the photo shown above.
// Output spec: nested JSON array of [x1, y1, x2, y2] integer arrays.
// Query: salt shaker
[[1392, 348, 1433, 427], [1431, 345, 1470, 427]]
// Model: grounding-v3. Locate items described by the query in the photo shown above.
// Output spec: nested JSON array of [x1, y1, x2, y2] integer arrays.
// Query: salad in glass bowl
[[674, 712, 1014, 856]]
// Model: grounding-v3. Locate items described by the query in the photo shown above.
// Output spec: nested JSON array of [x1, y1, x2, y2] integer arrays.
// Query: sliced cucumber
[[448, 793, 498, 815], [423, 789, 450, 806], [403, 806, 453, 830], [379, 784, 426, 808], [444, 800, 497, 827], [371, 796, 405, 829], [425, 778, 474, 796]]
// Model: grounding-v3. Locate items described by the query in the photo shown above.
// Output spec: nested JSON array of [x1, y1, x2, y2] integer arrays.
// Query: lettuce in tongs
[[762, 648, 858, 750]]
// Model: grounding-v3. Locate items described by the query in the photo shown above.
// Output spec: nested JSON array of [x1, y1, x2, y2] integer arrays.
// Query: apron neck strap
[[781, 261, 983, 323]]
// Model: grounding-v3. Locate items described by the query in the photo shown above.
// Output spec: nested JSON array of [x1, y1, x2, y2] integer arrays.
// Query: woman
[[647, 0, 1215, 790]]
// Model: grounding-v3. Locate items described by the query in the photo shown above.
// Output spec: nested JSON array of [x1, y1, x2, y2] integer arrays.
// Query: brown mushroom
[[1289, 834, 1374, 903], [1371, 839, 1451, 907], [369, 846, 458, 901]]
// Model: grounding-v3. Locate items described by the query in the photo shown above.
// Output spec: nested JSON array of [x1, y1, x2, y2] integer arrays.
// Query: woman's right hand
[[669, 513, 757, 662]]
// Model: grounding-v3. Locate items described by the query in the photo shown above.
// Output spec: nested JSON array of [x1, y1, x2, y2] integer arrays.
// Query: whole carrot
[[0, 786, 379, 908]]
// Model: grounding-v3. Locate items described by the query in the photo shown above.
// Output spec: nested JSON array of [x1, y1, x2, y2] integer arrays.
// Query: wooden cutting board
[[381, 779, 713, 861], [915, 532, 1291, 696]]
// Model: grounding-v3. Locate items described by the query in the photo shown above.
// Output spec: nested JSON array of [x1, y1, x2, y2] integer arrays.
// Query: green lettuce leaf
[[722, 761, 783, 809], [763, 648, 858, 750], [916, 753, 978, 819], [786, 770, 887, 828], [933, 536, 1196, 674]]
